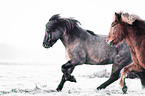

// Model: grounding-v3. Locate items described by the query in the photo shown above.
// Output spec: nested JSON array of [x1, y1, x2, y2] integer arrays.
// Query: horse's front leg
[[61, 61, 76, 82], [119, 63, 142, 93], [56, 60, 84, 91], [56, 66, 75, 91], [61, 60, 84, 81]]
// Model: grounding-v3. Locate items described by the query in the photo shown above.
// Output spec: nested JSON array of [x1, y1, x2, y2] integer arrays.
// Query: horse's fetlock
[[122, 86, 128, 94], [123, 67, 128, 72]]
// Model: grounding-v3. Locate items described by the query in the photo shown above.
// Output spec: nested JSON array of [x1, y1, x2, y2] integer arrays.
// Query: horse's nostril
[[43, 43, 46, 47], [43, 42, 50, 48]]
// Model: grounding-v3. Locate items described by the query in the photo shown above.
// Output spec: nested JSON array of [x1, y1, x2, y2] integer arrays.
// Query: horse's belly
[[86, 54, 111, 65]]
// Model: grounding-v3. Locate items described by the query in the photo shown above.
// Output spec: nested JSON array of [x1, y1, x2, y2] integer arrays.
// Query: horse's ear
[[114, 12, 120, 21], [49, 14, 60, 21]]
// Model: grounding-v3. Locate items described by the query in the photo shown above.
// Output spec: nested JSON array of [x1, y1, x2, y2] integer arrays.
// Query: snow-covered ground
[[0, 63, 144, 96]]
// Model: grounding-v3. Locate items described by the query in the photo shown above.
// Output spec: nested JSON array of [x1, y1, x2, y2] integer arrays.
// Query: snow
[[0, 64, 144, 96], [1, 1, 145, 95]]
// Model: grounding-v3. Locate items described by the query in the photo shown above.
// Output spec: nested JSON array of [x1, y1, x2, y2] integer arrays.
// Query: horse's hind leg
[[119, 63, 143, 93], [97, 59, 129, 90], [97, 63, 121, 90], [56, 66, 75, 91], [135, 69, 145, 88]]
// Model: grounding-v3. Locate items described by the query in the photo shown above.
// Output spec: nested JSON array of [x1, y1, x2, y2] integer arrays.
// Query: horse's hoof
[[68, 76, 77, 83], [122, 86, 127, 94], [97, 85, 106, 90], [56, 87, 62, 92], [56, 85, 63, 92], [97, 86, 104, 90], [97, 87, 101, 90]]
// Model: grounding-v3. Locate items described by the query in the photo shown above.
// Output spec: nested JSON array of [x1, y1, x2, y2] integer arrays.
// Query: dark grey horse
[[43, 14, 145, 91]]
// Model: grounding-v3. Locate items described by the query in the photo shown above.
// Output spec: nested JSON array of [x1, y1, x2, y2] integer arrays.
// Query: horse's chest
[[65, 48, 78, 61], [65, 49, 71, 61], [65, 45, 86, 61]]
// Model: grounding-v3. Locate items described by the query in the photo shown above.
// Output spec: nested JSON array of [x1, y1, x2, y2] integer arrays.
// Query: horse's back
[[85, 34, 132, 66]]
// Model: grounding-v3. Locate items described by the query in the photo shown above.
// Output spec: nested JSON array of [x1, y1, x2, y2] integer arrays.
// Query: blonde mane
[[121, 12, 141, 25]]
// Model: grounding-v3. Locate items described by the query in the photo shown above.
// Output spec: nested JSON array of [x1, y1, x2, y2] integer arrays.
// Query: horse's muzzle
[[43, 42, 51, 48]]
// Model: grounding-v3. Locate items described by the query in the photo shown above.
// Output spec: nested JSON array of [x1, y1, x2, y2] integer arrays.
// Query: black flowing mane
[[47, 14, 96, 38]]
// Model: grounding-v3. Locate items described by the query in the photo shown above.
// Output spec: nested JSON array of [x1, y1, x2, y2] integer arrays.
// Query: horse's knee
[[123, 67, 128, 73], [62, 61, 72, 69], [61, 65, 66, 73], [121, 66, 130, 77], [122, 64, 141, 76], [61, 64, 65, 69]]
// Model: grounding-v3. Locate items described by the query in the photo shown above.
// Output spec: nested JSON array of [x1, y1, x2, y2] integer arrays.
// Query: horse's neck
[[60, 28, 89, 47], [125, 32, 140, 52], [60, 34, 80, 47], [60, 34, 69, 47]]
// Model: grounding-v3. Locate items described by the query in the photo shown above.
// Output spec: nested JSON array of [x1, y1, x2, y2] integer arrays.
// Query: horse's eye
[[115, 20, 118, 22], [46, 28, 54, 33], [112, 20, 119, 27]]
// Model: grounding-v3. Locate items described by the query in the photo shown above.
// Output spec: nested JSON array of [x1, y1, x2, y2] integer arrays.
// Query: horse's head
[[107, 12, 127, 45], [43, 14, 80, 48], [43, 14, 64, 48]]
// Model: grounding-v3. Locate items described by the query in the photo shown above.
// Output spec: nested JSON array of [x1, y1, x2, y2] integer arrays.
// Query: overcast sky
[[0, 0, 145, 51]]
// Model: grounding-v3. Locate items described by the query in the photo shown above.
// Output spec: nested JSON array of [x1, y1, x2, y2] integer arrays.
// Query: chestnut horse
[[107, 12, 145, 93]]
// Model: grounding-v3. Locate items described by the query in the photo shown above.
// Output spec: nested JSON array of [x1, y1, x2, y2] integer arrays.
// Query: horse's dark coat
[[43, 14, 144, 91]]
